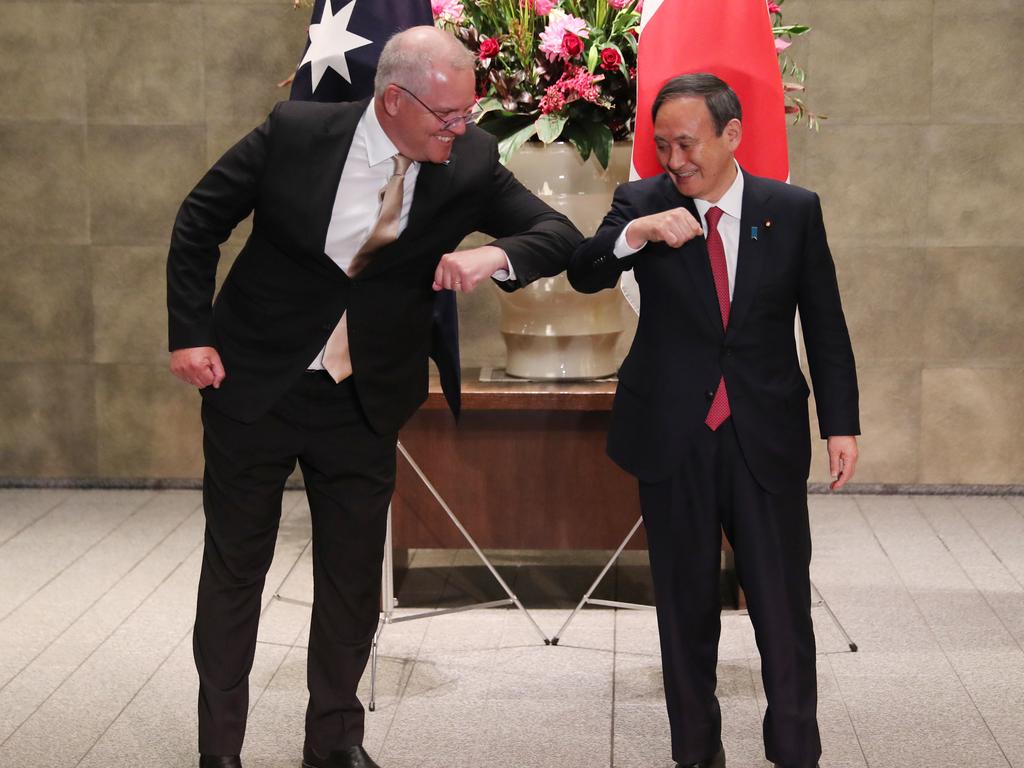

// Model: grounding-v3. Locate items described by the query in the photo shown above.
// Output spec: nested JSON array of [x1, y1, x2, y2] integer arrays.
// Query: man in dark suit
[[167, 27, 581, 768], [568, 74, 859, 768]]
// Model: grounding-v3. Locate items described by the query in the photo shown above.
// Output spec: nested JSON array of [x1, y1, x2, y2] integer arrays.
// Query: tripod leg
[[396, 441, 550, 644], [551, 517, 644, 645], [812, 578, 857, 652], [368, 615, 385, 712], [370, 508, 398, 713]]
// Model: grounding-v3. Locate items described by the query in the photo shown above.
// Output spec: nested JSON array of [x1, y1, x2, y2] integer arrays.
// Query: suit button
[[322, 322, 334, 331], [705, 390, 715, 401], [722, 346, 733, 357]]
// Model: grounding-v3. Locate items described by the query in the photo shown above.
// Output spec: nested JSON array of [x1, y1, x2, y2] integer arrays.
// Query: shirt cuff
[[614, 222, 647, 258], [491, 252, 516, 282]]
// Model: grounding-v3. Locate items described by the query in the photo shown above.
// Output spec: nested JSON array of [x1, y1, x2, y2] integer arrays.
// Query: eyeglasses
[[392, 84, 482, 132]]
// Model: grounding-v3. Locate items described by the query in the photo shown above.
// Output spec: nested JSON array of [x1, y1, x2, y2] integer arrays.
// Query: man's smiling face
[[654, 95, 741, 203]]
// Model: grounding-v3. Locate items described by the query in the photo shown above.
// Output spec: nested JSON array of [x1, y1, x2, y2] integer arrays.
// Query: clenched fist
[[433, 245, 509, 293], [170, 346, 226, 389], [626, 207, 704, 250]]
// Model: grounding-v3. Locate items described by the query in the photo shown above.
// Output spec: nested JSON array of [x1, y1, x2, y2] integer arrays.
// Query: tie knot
[[392, 154, 412, 177], [705, 206, 724, 229]]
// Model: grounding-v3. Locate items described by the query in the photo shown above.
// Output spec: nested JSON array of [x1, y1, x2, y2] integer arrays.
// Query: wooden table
[[392, 368, 646, 551]]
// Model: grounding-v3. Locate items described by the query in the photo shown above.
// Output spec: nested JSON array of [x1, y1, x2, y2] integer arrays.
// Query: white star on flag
[[299, 0, 373, 93]]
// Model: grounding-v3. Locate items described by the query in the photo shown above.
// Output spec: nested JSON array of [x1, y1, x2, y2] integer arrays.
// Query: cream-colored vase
[[498, 141, 632, 379]]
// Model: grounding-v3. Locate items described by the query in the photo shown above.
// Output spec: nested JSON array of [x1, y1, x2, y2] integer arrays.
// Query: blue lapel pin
[[751, 226, 758, 241]]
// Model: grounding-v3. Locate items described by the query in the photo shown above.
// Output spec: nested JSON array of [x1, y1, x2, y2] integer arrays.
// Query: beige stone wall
[[1, 0, 1021, 485], [787, 0, 1024, 485]]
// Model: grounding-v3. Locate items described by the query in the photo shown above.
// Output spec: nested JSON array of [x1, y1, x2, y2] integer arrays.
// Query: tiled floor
[[1, 490, 1023, 767]]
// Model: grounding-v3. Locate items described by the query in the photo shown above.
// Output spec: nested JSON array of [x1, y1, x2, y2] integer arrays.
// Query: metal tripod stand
[[550, 516, 858, 653], [367, 441, 550, 711]]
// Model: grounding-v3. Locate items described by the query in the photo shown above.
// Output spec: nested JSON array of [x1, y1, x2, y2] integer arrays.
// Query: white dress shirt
[[310, 104, 513, 369], [613, 160, 744, 300]]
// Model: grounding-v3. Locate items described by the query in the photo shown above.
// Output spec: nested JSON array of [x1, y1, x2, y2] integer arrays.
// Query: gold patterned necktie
[[322, 154, 412, 383]]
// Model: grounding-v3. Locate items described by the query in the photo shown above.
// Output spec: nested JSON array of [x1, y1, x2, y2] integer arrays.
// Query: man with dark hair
[[167, 26, 580, 768], [568, 73, 859, 768]]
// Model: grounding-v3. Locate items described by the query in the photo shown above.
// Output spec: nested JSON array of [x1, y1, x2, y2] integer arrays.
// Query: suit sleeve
[[797, 193, 861, 438], [166, 106, 275, 351], [475, 140, 583, 291], [566, 183, 642, 294]]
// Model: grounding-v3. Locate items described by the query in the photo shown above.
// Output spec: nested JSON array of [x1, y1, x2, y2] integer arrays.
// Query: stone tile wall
[[0, 0, 1020, 484]]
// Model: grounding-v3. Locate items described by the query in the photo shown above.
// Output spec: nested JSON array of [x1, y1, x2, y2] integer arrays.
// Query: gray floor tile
[[0, 541, 201, 767], [943, 649, 1024, 767], [487, 643, 613, 701], [829, 650, 1011, 768], [954, 497, 1024, 587], [241, 643, 315, 768], [1, 490, 1023, 768], [916, 497, 1024, 649], [478, 697, 612, 768], [817, 656, 868, 768], [0, 491, 200, 689], [611, 702, 676, 768], [0, 489, 70, 546], [0, 506, 204, 742], [376, 697, 490, 768], [0, 490, 154, 620]]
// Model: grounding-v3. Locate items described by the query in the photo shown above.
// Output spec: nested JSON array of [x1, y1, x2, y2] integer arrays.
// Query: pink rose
[[538, 11, 591, 62], [532, 0, 558, 13], [431, 0, 464, 24], [767, 0, 782, 13]]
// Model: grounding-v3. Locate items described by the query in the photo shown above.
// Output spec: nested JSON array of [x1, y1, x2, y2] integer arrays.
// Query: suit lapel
[[660, 177, 725, 336], [310, 100, 367, 270], [406, 152, 454, 234], [727, 171, 771, 338], [357, 146, 455, 280]]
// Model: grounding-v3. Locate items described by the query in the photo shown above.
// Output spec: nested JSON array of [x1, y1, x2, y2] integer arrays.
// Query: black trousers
[[639, 419, 820, 768], [195, 373, 397, 756]]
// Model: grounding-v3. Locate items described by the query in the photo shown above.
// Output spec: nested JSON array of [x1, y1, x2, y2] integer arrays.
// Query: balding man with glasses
[[167, 26, 581, 768]]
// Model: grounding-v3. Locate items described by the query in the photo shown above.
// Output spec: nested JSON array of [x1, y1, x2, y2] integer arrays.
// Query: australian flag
[[289, 0, 463, 419]]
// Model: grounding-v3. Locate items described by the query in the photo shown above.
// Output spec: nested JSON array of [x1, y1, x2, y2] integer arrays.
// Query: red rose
[[479, 37, 500, 60], [600, 47, 622, 71], [562, 33, 584, 58]]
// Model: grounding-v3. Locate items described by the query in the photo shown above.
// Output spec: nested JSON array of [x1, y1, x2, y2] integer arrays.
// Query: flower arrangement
[[431, 0, 817, 168]]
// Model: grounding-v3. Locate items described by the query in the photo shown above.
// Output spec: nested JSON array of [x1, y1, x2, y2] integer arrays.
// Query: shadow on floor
[[393, 550, 739, 610]]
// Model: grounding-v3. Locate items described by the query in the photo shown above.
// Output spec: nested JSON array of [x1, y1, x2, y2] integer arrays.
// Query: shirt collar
[[694, 159, 744, 221], [361, 101, 406, 169]]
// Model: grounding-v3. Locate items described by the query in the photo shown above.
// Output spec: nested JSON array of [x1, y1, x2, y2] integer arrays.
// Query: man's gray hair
[[374, 27, 475, 96]]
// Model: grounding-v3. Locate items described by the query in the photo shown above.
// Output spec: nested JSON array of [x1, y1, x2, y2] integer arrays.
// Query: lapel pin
[[751, 226, 758, 241]]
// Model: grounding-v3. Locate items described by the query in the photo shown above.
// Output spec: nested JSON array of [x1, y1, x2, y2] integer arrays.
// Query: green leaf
[[475, 96, 505, 116], [498, 122, 538, 165], [583, 120, 614, 170], [535, 113, 568, 144], [561, 122, 593, 162], [773, 24, 811, 36], [478, 113, 534, 143], [587, 43, 600, 73]]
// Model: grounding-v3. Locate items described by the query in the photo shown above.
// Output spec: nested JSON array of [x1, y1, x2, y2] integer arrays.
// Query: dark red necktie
[[704, 206, 731, 431]]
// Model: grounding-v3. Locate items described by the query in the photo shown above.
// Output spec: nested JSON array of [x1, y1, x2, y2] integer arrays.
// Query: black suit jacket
[[168, 100, 581, 433], [567, 171, 859, 492]]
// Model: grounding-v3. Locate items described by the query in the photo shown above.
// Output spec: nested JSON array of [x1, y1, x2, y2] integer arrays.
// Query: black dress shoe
[[677, 744, 725, 768], [302, 744, 381, 768], [199, 757, 241, 768]]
